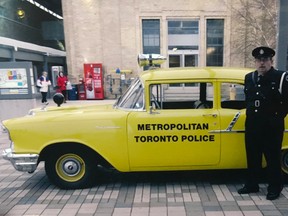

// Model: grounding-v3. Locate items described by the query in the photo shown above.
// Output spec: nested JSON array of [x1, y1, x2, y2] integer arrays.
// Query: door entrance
[[168, 53, 198, 68]]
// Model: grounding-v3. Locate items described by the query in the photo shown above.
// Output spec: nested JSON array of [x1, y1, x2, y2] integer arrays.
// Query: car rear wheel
[[281, 150, 288, 175], [45, 147, 97, 189]]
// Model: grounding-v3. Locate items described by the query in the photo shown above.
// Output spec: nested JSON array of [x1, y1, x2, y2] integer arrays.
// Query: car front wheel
[[45, 147, 97, 189]]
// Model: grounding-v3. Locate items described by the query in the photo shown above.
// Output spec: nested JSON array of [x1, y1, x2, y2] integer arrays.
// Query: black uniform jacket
[[244, 67, 288, 119]]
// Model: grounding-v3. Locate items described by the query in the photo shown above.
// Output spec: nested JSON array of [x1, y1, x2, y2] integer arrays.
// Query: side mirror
[[149, 105, 159, 114]]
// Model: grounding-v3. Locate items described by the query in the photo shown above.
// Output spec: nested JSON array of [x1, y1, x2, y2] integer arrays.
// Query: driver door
[[127, 81, 221, 170]]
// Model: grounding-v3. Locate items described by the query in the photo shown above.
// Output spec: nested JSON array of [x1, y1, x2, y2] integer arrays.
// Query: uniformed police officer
[[238, 46, 288, 200]]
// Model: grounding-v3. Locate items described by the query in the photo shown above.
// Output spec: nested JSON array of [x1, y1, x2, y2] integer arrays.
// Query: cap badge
[[259, 49, 264, 55]]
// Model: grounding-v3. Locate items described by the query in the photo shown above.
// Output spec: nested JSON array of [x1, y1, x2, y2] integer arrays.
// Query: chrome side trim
[[2, 148, 39, 173], [95, 126, 121, 129], [226, 111, 241, 131], [209, 111, 244, 134], [209, 112, 288, 134], [210, 129, 245, 133]]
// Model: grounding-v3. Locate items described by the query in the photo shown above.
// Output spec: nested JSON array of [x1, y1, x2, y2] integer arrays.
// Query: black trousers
[[245, 115, 284, 192], [61, 90, 67, 100], [41, 92, 48, 103]]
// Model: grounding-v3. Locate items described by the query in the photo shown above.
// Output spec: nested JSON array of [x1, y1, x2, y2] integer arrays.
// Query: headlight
[[1, 122, 7, 133], [10, 140, 14, 151], [1, 122, 13, 149]]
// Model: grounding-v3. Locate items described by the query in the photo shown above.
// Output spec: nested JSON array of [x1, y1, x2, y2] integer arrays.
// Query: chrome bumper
[[2, 148, 39, 173]]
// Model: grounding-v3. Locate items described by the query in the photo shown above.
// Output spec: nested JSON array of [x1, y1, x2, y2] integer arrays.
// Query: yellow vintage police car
[[2, 66, 288, 189]]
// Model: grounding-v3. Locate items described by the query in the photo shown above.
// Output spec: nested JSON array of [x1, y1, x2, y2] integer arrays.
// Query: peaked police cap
[[252, 46, 275, 59]]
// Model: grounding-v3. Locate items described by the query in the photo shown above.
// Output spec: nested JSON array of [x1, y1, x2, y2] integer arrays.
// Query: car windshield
[[114, 78, 144, 110]]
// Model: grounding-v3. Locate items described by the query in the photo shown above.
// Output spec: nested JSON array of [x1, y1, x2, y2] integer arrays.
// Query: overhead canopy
[[0, 36, 66, 57]]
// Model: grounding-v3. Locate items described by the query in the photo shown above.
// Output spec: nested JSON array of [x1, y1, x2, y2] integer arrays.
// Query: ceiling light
[[17, 8, 25, 19]]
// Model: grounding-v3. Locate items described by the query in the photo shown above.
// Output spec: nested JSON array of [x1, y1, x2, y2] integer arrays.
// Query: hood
[[28, 103, 114, 116], [2, 103, 115, 128]]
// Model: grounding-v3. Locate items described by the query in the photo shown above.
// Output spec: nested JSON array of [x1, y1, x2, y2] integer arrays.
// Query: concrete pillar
[[276, 0, 288, 70]]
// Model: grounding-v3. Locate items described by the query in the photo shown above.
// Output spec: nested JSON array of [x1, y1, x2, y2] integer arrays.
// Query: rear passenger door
[[127, 81, 221, 169]]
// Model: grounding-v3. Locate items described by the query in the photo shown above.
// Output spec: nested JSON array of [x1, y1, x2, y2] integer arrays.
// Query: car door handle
[[202, 114, 218, 118]]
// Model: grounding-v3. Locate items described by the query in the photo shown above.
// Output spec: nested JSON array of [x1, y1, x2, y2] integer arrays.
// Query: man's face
[[255, 57, 273, 74]]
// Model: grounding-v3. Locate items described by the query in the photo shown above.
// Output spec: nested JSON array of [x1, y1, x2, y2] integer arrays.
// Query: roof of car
[[139, 67, 253, 82]]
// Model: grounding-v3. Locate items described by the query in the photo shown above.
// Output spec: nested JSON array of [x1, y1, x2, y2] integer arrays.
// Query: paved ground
[[0, 99, 288, 216]]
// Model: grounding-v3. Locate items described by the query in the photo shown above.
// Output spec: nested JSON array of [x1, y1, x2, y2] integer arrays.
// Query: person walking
[[238, 46, 288, 200], [37, 71, 51, 105], [57, 72, 68, 103]]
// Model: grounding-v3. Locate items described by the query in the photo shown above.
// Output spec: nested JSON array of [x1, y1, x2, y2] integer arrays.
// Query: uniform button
[[256, 92, 259, 95], [255, 110, 258, 112], [258, 84, 261, 87]]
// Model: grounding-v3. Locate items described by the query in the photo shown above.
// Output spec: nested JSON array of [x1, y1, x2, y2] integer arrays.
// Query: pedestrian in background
[[57, 72, 68, 103], [238, 46, 288, 200], [37, 71, 51, 105]]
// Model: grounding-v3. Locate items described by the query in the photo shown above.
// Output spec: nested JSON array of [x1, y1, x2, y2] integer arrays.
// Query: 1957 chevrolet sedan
[[2, 66, 288, 189]]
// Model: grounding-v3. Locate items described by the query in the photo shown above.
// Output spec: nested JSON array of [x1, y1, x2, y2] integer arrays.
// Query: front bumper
[[2, 148, 39, 173]]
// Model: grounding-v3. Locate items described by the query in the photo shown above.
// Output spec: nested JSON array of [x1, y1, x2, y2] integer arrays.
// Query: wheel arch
[[39, 142, 113, 169]]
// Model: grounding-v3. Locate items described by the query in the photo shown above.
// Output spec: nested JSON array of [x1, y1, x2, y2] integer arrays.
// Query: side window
[[150, 82, 213, 109], [117, 78, 144, 110], [221, 83, 245, 110]]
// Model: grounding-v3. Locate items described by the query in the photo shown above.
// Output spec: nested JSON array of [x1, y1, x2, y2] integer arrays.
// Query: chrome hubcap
[[61, 158, 81, 176]]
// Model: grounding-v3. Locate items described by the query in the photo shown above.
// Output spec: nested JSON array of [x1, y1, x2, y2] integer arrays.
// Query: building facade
[[62, 0, 279, 99]]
